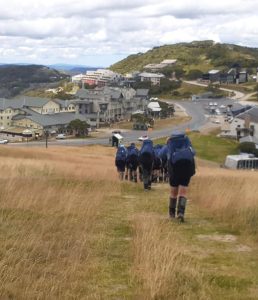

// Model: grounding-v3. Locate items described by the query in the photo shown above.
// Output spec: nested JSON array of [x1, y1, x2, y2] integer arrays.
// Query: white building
[[83, 69, 123, 87], [139, 72, 165, 85]]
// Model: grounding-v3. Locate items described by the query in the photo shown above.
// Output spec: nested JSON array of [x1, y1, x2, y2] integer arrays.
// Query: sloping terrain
[[0, 65, 69, 98], [0, 145, 258, 299], [110, 40, 258, 74]]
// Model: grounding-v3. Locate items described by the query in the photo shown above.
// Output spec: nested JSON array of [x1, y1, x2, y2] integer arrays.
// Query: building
[[138, 72, 165, 85], [237, 71, 248, 84], [73, 86, 149, 126], [0, 97, 82, 137], [202, 70, 221, 82], [82, 69, 123, 87], [220, 106, 258, 140], [147, 101, 162, 117]]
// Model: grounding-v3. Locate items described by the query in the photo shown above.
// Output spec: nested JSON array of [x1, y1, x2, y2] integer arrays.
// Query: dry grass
[[132, 213, 209, 300], [190, 167, 258, 234], [0, 146, 120, 299], [1, 145, 258, 299]]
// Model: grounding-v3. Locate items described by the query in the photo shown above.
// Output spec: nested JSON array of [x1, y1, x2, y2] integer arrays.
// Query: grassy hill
[[0, 65, 69, 98], [110, 40, 258, 75], [1, 141, 258, 299]]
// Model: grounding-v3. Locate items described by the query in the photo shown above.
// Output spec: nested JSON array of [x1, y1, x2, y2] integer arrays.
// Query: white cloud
[[0, 0, 257, 66]]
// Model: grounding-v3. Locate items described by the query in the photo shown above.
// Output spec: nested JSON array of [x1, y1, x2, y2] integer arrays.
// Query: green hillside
[[0, 65, 69, 98], [110, 40, 258, 75]]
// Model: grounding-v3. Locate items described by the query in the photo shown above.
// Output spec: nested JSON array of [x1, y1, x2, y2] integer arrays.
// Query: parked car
[[56, 134, 66, 140], [0, 139, 9, 144]]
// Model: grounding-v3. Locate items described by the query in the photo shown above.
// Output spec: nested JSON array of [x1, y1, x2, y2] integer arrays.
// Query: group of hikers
[[115, 131, 196, 222]]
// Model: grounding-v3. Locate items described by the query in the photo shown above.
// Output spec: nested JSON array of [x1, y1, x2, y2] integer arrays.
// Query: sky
[[0, 0, 258, 67]]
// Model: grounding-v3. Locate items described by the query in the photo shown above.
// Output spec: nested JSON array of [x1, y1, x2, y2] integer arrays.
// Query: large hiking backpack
[[158, 145, 168, 162], [154, 144, 163, 157], [116, 145, 127, 161], [140, 139, 154, 157], [127, 144, 139, 158], [167, 132, 195, 165]]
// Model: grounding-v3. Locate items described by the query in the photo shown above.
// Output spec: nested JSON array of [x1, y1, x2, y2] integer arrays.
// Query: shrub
[[238, 142, 256, 154]]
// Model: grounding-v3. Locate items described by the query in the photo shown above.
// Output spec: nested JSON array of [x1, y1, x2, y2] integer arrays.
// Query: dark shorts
[[169, 176, 191, 187], [127, 155, 139, 171], [139, 153, 153, 172], [168, 159, 195, 187], [153, 157, 162, 170], [115, 160, 126, 172]]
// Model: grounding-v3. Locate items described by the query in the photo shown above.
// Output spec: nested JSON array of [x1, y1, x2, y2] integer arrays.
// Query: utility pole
[[45, 130, 48, 149]]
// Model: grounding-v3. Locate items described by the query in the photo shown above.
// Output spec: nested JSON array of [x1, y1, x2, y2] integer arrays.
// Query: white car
[[213, 119, 220, 124], [0, 139, 9, 144], [220, 105, 226, 109], [56, 134, 66, 140]]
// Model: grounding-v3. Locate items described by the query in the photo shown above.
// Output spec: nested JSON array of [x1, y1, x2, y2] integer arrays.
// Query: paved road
[[184, 80, 245, 100], [8, 98, 235, 148]]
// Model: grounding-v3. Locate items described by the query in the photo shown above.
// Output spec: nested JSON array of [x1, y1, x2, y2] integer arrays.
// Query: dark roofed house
[[237, 106, 258, 123]]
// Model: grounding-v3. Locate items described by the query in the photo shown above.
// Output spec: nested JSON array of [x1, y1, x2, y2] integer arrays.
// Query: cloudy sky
[[0, 0, 258, 67]]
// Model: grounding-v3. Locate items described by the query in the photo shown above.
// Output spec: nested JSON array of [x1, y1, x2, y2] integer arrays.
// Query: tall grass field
[[0, 146, 258, 299]]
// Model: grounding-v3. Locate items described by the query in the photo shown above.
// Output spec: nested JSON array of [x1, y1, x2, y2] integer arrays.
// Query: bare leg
[[170, 186, 179, 198], [178, 185, 187, 197]]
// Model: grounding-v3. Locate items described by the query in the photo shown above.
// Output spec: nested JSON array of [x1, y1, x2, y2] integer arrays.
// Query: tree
[[67, 119, 90, 137], [186, 69, 203, 80], [238, 142, 256, 155]]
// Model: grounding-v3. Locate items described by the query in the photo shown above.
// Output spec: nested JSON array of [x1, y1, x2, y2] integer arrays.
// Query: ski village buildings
[[0, 86, 149, 139], [0, 63, 178, 139]]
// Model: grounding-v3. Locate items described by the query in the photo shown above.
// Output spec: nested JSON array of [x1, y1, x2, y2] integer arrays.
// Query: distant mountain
[[0, 64, 69, 98], [48, 64, 101, 75], [110, 40, 258, 75]]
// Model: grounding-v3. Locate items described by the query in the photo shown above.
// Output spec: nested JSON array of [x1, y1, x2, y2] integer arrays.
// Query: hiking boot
[[177, 213, 184, 223], [177, 196, 187, 222], [169, 198, 177, 219]]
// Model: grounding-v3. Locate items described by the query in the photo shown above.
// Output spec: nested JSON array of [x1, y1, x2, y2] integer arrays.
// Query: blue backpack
[[158, 145, 168, 162], [167, 132, 195, 164], [116, 145, 127, 161], [140, 140, 154, 157], [154, 144, 163, 157], [127, 143, 139, 158]]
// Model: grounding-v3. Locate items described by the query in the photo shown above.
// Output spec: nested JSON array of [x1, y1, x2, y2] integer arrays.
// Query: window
[[7, 116, 9, 119]]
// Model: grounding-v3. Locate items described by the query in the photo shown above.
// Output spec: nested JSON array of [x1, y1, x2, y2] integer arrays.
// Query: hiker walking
[[158, 144, 168, 183], [167, 131, 196, 222], [126, 143, 139, 182], [115, 144, 127, 180], [139, 139, 154, 191], [153, 144, 163, 183]]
